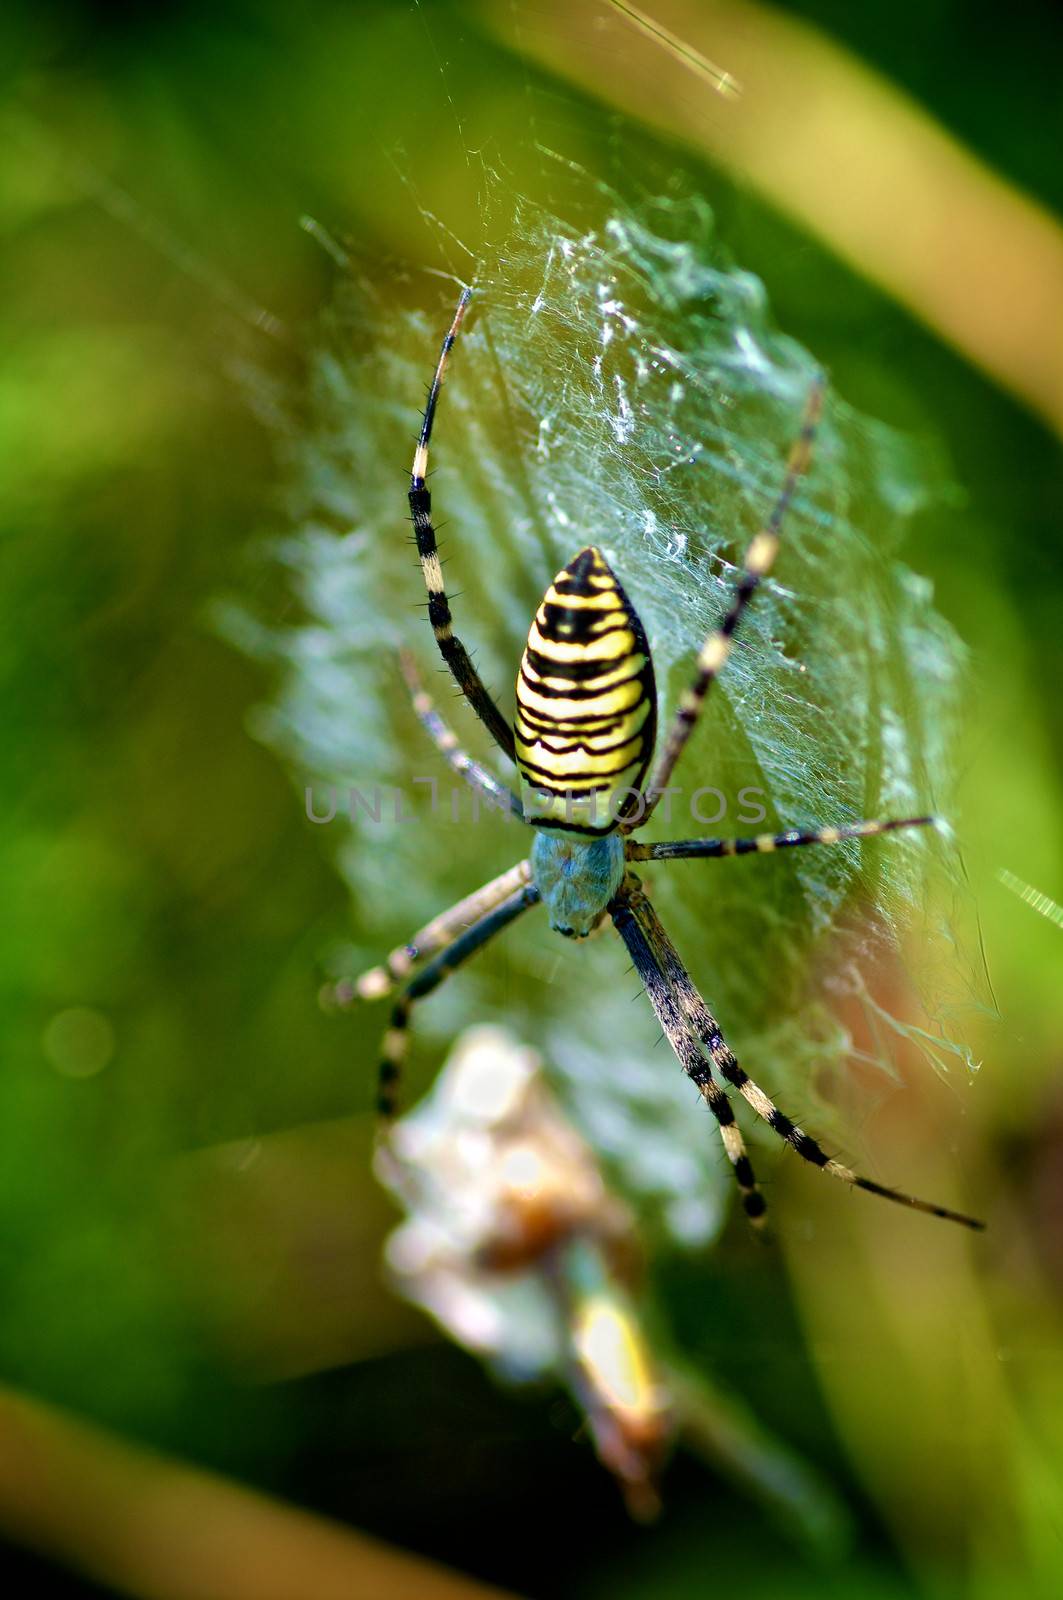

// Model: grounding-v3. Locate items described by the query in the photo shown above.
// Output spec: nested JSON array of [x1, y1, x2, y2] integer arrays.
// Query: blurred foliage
[[1, 2, 1062, 1597]]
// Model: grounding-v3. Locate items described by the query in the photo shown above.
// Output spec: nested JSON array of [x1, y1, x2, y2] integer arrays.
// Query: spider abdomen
[[515, 546, 657, 835]]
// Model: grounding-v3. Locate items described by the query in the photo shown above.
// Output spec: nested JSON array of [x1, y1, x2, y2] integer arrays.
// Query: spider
[[347, 288, 983, 1234]]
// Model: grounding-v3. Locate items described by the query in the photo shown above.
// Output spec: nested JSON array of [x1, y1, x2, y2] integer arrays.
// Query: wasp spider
[[346, 289, 983, 1234]]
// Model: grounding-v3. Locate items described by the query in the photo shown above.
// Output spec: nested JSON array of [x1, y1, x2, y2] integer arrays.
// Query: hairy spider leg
[[609, 881, 767, 1226], [408, 289, 516, 762], [335, 859, 534, 1005], [626, 814, 935, 862], [377, 882, 541, 1121], [624, 877, 984, 1230], [634, 375, 824, 830], [399, 649, 523, 818]]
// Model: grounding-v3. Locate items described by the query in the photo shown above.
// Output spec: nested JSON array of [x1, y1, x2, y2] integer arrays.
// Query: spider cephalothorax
[[343, 288, 983, 1236]]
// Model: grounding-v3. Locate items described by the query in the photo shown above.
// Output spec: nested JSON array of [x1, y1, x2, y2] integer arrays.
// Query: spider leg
[[626, 814, 934, 862], [625, 877, 984, 1231], [409, 289, 517, 764], [377, 880, 541, 1122], [328, 858, 533, 1005], [609, 881, 767, 1228], [631, 376, 824, 831], [400, 649, 523, 819]]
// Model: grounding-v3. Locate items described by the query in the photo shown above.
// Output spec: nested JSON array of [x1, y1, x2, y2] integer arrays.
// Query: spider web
[[225, 130, 986, 1247]]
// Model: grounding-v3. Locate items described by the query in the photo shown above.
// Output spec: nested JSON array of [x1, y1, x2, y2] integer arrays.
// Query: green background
[[1, 2, 1061, 1595]]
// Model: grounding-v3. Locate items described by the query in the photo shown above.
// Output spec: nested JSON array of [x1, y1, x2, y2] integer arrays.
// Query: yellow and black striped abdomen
[[515, 546, 657, 834]]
